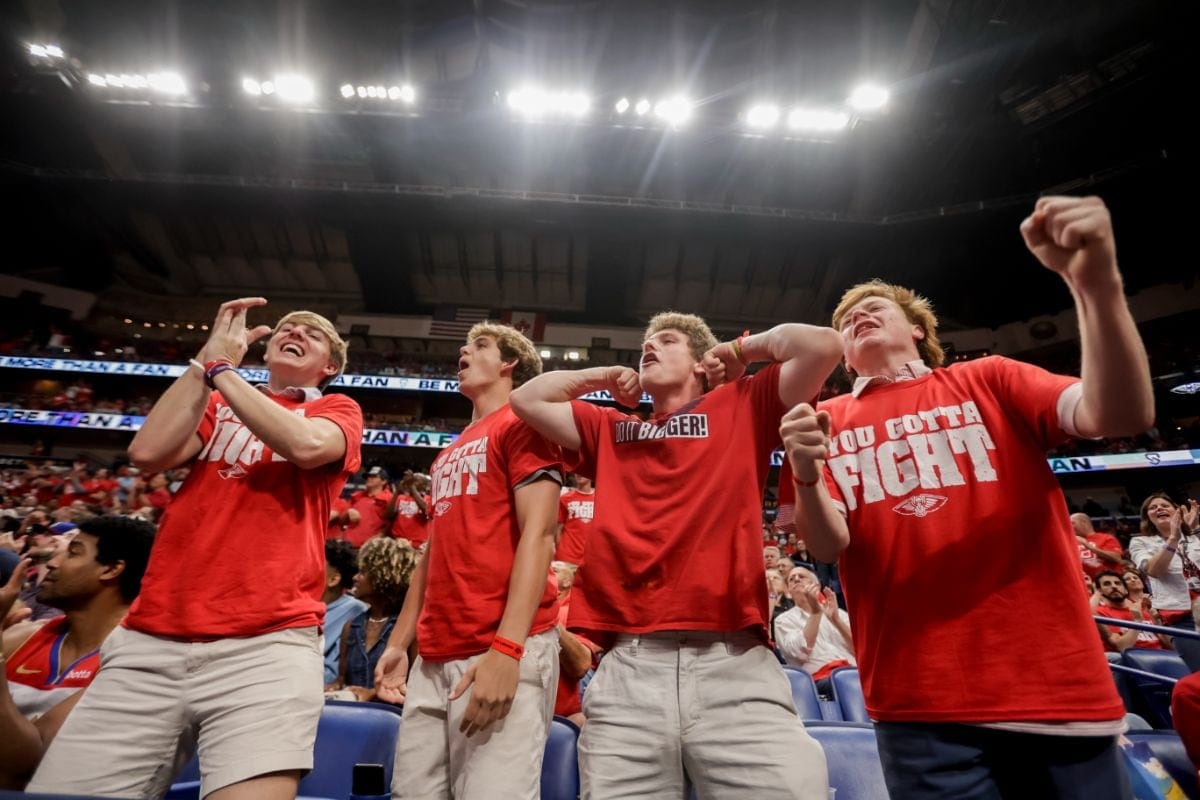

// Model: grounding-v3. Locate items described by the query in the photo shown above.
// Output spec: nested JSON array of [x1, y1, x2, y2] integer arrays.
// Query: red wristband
[[491, 635, 525, 661], [732, 330, 750, 365], [792, 475, 821, 489], [203, 359, 236, 389]]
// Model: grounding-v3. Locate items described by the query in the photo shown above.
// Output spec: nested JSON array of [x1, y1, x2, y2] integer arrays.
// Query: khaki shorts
[[393, 628, 560, 800], [28, 625, 324, 799], [578, 630, 829, 800]]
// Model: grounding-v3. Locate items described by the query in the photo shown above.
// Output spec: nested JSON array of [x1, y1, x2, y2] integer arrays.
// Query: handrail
[[1108, 663, 1179, 686], [1092, 615, 1200, 640]]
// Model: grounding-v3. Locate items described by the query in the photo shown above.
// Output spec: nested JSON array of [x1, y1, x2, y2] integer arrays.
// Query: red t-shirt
[[417, 404, 562, 662], [143, 487, 172, 510], [567, 364, 786, 644], [1078, 532, 1124, 578], [552, 596, 598, 717], [125, 389, 363, 641], [556, 489, 596, 564], [821, 356, 1124, 723], [341, 488, 394, 547], [1094, 604, 1165, 651], [390, 493, 431, 546], [5, 617, 100, 689], [327, 496, 351, 540], [1171, 672, 1200, 772]]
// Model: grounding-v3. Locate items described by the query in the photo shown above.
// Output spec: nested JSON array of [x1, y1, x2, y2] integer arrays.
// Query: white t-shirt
[[774, 604, 856, 674], [1129, 534, 1200, 611]]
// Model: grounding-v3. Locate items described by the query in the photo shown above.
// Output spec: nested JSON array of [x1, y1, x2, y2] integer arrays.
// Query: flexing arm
[[1020, 197, 1154, 438], [702, 324, 844, 408], [511, 367, 641, 451], [449, 478, 561, 736]]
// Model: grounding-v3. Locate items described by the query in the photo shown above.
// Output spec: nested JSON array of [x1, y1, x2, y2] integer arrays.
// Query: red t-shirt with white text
[[556, 489, 595, 564], [390, 494, 431, 546], [125, 390, 362, 640], [822, 356, 1124, 723], [417, 404, 561, 661], [1078, 532, 1124, 578], [567, 364, 786, 643], [1095, 604, 1165, 651]]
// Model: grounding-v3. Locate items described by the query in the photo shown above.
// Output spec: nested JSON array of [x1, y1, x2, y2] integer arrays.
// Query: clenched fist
[[780, 403, 832, 485]]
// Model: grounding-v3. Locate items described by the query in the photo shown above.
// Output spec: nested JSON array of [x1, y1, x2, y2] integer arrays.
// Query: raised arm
[[510, 366, 641, 452], [1020, 196, 1154, 438], [701, 323, 843, 408]]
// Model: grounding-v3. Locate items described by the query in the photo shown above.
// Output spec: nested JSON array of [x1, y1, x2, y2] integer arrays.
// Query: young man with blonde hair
[[375, 322, 563, 800], [511, 311, 841, 799], [29, 298, 363, 800], [782, 196, 1152, 798]]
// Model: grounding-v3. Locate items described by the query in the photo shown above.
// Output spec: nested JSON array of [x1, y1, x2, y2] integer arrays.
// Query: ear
[[500, 358, 519, 378], [911, 324, 925, 342], [98, 559, 125, 585], [326, 570, 341, 589], [323, 360, 339, 377]]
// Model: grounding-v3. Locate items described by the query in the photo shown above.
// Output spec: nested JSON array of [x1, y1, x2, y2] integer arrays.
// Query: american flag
[[428, 306, 490, 339]]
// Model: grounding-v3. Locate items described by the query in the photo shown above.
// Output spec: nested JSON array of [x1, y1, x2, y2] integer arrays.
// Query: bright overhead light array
[[506, 87, 591, 119], [85, 71, 188, 96], [340, 82, 416, 104], [243, 74, 315, 104]]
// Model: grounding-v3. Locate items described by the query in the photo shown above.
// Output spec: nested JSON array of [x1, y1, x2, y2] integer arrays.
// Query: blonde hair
[[465, 323, 543, 387], [272, 311, 348, 388], [831, 280, 945, 373], [357, 537, 420, 614], [644, 311, 718, 363]]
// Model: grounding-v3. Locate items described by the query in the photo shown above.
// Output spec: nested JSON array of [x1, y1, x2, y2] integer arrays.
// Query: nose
[[459, 345, 470, 357]]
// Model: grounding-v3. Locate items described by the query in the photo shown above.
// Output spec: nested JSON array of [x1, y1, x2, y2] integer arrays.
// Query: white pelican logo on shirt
[[892, 494, 948, 517], [434, 500, 452, 517]]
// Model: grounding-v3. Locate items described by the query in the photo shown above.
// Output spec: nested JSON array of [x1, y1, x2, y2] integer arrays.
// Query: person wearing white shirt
[[1129, 492, 1200, 671], [774, 566, 855, 696]]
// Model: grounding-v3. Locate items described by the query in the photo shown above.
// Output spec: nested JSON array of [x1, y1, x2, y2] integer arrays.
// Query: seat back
[[806, 722, 889, 800], [782, 667, 826, 720], [831, 668, 870, 723], [541, 716, 581, 800], [299, 702, 402, 799], [1120, 650, 1189, 728]]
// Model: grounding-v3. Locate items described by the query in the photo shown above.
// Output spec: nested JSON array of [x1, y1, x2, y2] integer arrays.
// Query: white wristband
[[188, 358, 205, 373]]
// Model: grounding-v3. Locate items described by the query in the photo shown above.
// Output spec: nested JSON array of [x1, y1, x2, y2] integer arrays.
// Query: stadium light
[[745, 104, 780, 129], [260, 80, 275, 96], [539, 349, 552, 359], [273, 74, 314, 103], [615, 97, 630, 114], [87, 73, 106, 86], [147, 72, 187, 96], [507, 87, 590, 119], [634, 98, 650, 116], [242, 77, 262, 96], [787, 108, 850, 132], [340, 84, 355, 98], [398, 84, 415, 103], [45, 45, 63, 58], [654, 96, 691, 127], [356, 85, 367, 98], [848, 83, 889, 111], [367, 85, 378, 98], [29, 44, 62, 59]]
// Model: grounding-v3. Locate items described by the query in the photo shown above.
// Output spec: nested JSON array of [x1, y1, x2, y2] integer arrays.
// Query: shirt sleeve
[[1128, 535, 1155, 570], [977, 356, 1080, 450], [1096, 534, 1124, 555], [773, 610, 812, 665], [309, 394, 364, 475], [569, 400, 610, 480], [502, 417, 564, 489], [195, 393, 220, 444], [746, 363, 788, 455]]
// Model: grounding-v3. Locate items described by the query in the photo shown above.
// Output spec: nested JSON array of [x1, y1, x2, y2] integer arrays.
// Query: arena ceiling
[[0, 0, 1190, 331]]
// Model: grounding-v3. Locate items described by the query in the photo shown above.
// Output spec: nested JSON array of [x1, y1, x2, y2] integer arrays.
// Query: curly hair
[[324, 539, 359, 590], [644, 311, 718, 363], [465, 323, 543, 387], [831, 280, 945, 373], [357, 537, 420, 614]]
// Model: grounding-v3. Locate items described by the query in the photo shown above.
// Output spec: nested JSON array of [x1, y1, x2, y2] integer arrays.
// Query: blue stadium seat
[[1120, 650, 1190, 729], [542, 716, 581, 800], [1125, 731, 1200, 798], [831, 667, 870, 723], [806, 722, 889, 800], [782, 666, 826, 720], [167, 701, 402, 800]]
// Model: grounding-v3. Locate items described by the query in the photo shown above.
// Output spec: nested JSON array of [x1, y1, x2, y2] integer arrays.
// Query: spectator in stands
[[0, 515, 155, 789], [1129, 492, 1200, 672], [1093, 570, 1172, 653], [29, 298, 362, 800], [775, 567, 855, 696], [1073, 512, 1125, 578], [375, 323, 562, 800], [1121, 569, 1158, 620], [321, 540, 367, 684], [1083, 572, 1099, 606], [776, 556, 796, 577], [766, 570, 794, 643], [763, 544, 781, 571], [784, 197, 1149, 797], [385, 470, 430, 547], [556, 474, 595, 566], [335, 466, 394, 547], [327, 537, 418, 702], [511, 311, 837, 798], [552, 561, 598, 728]]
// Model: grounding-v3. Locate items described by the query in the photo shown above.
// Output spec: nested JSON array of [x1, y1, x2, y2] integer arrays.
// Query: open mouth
[[641, 353, 659, 367], [458, 358, 469, 372], [852, 321, 878, 338], [281, 343, 304, 357]]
